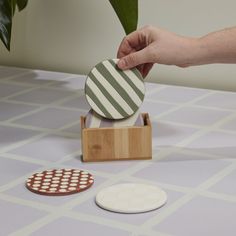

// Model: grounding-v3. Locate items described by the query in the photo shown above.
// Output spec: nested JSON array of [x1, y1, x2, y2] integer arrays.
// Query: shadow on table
[[0, 68, 86, 150], [151, 121, 236, 162], [153, 146, 236, 162]]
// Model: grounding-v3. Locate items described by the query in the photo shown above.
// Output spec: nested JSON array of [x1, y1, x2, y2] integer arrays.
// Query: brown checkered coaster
[[85, 59, 145, 120], [26, 169, 94, 196]]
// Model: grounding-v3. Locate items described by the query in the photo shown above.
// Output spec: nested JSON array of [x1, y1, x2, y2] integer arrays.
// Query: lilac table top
[[0, 65, 236, 236]]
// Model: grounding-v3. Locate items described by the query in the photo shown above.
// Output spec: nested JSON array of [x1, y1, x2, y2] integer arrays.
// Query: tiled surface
[[0, 83, 29, 98], [0, 157, 41, 185], [187, 131, 236, 158], [9, 135, 81, 162], [146, 86, 208, 103], [209, 169, 236, 196], [0, 200, 47, 236], [31, 217, 131, 236], [159, 106, 232, 126], [133, 157, 230, 188], [0, 66, 235, 236], [152, 121, 198, 148], [0, 125, 39, 149], [13, 107, 85, 129], [156, 196, 236, 236], [140, 100, 175, 117], [0, 101, 39, 121], [219, 116, 236, 131], [64, 158, 141, 174], [9, 88, 74, 104], [194, 91, 236, 110], [60, 93, 90, 110]]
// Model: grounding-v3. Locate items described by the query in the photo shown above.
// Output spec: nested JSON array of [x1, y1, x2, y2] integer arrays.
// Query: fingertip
[[117, 59, 126, 70]]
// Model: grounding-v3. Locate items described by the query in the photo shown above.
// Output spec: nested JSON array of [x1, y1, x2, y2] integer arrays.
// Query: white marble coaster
[[95, 183, 167, 213]]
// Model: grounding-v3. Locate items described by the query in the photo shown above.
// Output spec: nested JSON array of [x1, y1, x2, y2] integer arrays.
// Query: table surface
[[0, 65, 236, 236]]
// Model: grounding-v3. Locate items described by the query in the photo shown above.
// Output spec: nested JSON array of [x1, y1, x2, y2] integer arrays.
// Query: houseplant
[[0, 0, 28, 50], [0, 0, 138, 51]]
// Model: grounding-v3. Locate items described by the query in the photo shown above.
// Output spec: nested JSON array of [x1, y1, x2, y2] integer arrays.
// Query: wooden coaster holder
[[80, 113, 152, 162]]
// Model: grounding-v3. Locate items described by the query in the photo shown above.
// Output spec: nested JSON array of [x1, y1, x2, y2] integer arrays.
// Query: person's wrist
[[178, 37, 204, 67], [185, 37, 213, 66]]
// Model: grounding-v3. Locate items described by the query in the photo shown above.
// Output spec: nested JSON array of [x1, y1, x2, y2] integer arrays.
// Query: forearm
[[117, 25, 236, 72], [191, 26, 236, 65]]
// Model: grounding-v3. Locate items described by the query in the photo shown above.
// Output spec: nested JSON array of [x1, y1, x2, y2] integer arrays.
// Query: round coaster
[[85, 109, 144, 128], [95, 183, 167, 213], [26, 169, 94, 196], [85, 59, 145, 120]]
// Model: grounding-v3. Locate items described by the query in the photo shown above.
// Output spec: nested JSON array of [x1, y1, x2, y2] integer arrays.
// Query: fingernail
[[118, 59, 126, 69]]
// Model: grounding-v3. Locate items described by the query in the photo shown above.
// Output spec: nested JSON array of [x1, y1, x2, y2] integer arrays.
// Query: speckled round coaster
[[85, 59, 145, 120], [26, 169, 94, 196], [96, 183, 167, 213], [85, 109, 144, 128]]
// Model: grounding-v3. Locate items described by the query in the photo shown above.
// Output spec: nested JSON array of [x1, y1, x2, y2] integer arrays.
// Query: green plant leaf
[[0, 0, 28, 51], [109, 0, 138, 35], [11, 0, 17, 15], [16, 0, 28, 11], [0, 0, 12, 50]]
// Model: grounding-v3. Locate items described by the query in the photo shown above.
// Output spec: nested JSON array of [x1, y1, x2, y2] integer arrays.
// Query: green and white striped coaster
[[85, 59, 145, 120]]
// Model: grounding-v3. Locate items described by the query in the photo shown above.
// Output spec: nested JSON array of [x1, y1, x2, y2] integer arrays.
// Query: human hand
[[117, 25, 199, 77]]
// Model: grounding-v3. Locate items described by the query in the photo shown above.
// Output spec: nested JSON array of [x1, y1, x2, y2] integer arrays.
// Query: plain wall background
[[0, 0, 236, 91]]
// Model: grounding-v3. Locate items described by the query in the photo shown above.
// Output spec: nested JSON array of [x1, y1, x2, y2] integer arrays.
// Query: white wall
[[0, 0, 236, 91]]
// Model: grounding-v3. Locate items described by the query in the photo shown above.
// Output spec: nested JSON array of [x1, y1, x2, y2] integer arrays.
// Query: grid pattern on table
[[0, 65, 236, 236]]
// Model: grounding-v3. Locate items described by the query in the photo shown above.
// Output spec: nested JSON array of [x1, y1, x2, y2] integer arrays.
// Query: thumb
[[117, 48, 150, 70]]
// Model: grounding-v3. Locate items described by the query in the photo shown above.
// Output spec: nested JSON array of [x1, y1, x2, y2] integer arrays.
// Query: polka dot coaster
[[85, 59, 145, 120], [26, 169, 94, 196], [96, 183, 167, 213]]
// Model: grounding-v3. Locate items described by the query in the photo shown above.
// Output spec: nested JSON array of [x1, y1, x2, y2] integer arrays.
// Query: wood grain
[[81, 113, 152, 162]]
